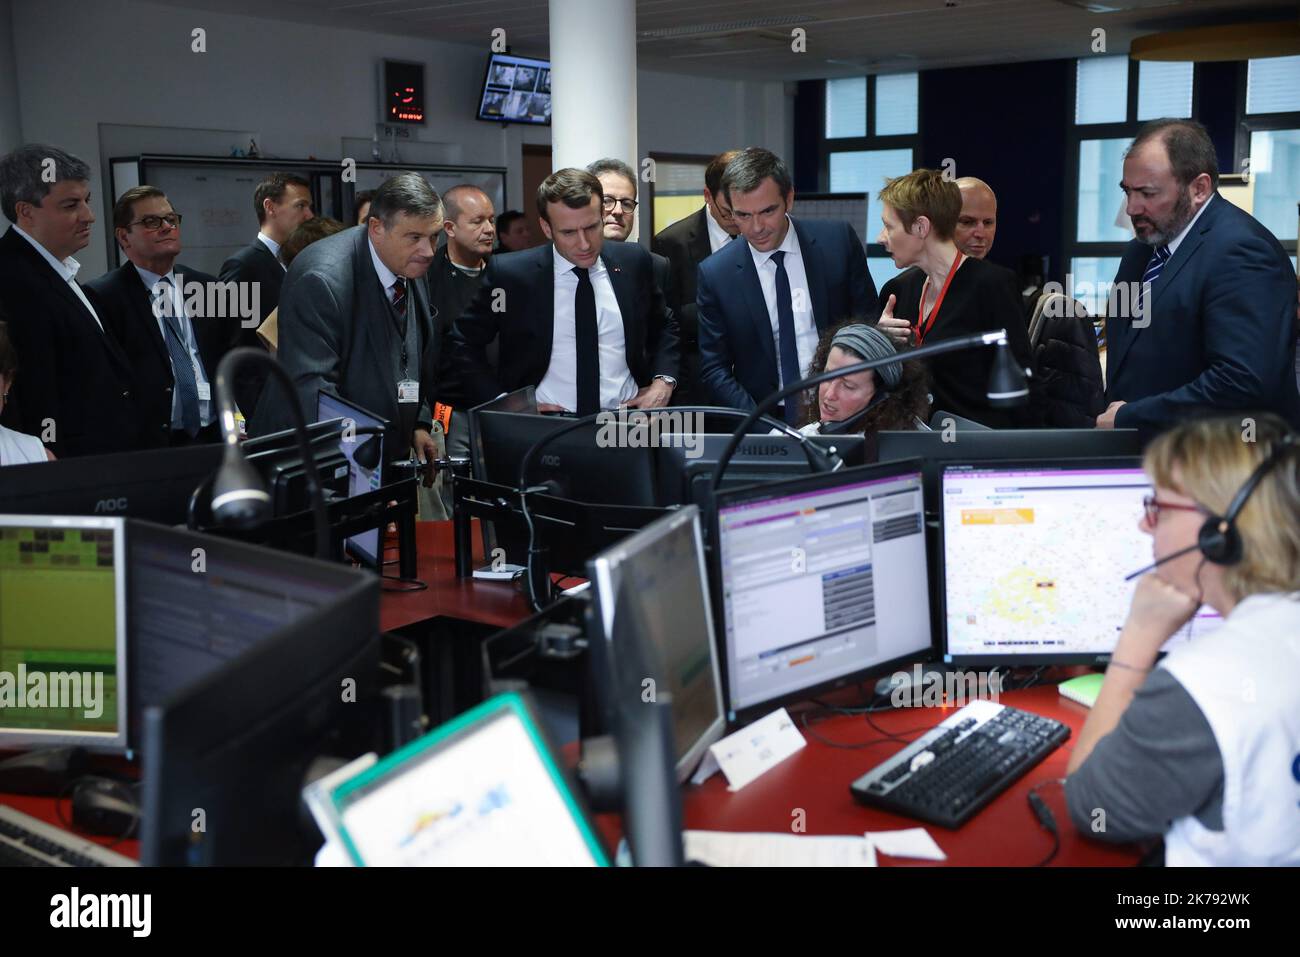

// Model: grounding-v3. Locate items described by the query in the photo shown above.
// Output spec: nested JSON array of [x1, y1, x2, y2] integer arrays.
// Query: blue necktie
[[1135, 244, 1170, 323], [153, 277, 201, 436], [770, 250, 802, 426]]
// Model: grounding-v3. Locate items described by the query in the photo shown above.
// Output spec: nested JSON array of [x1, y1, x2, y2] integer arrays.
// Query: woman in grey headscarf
[[799, 321, 931, 436]]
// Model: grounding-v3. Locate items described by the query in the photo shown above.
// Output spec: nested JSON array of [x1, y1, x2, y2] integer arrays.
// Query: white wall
[[8, 0, 790, 276]]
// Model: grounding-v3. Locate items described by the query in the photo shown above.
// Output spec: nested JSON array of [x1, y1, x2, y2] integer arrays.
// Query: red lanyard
[[916, 251, 964, 345]]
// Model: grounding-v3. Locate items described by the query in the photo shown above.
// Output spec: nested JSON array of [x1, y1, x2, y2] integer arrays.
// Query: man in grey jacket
[[251, 172, 442, 468]]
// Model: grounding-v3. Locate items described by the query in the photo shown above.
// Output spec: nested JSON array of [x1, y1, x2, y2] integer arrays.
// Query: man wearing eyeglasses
[[586, 158, 679, 401], [87, 186, 228, 447]]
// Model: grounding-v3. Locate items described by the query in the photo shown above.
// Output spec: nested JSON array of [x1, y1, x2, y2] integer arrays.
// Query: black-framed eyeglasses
[[1142, 494, 1203, 526], [128, 213, 182, 230], [601, 197, 638, 213]]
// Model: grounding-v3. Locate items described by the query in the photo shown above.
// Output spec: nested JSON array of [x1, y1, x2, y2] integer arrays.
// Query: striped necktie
[[1135, 244, 1170, 322], [391, 276, 407, 317]]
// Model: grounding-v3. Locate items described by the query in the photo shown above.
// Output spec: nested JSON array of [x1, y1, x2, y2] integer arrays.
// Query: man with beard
[[1099, 118, 1300, 432]]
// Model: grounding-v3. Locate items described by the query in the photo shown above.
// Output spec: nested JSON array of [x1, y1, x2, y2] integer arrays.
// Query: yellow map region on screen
[[0, 528, 117, 652]]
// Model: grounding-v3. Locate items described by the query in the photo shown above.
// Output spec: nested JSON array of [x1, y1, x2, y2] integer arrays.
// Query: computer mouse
[[71, 778, 140, 838]]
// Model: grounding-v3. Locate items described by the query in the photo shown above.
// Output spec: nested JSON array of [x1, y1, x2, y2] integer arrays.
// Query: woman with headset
[[798, 322, 931, 438], [1065, 414, 1300, 866]]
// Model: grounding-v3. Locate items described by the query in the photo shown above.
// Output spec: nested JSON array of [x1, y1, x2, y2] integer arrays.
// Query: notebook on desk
[[1058, 673, 1104, 708]]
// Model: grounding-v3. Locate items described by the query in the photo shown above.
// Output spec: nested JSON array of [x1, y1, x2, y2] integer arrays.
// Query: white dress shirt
[[705, 205, 736, 255], [257, 231, 286, 270], [136, 264, 214, 427], [748, 216, 819, 387], [13, 225, 104, 332], [537, 248, 638, 412]]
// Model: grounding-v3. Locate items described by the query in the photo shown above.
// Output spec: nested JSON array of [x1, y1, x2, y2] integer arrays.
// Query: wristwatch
[[653, 375, 677, 389]]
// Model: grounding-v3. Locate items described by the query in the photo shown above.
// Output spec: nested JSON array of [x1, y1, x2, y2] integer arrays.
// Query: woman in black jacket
[[874, 169, 1034, 428]]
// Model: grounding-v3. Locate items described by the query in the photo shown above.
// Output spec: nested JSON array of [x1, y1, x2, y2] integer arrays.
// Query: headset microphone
[[1124, 542, 1203, 581]]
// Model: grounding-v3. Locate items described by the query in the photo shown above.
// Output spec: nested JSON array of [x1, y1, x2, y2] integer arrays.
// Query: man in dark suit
[[251, 172, 441, 468], [1100, 118, 1300, 432], [0, 144, 140, 457], [87, 186, 227, 448], [586, 158, 681, 391], [450, 168, 679, 413], [652, 150, 741, 405], [696, 147, 878, 420], [219, 171, 314, 415]]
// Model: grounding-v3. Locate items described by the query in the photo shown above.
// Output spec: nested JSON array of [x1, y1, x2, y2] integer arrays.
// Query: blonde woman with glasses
[[1065, 414, 1300, 865]]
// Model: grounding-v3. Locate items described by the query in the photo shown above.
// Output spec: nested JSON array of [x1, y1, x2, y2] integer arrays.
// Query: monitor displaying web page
[[940, 461, 1222, 665], [712, 461, 933, 720]]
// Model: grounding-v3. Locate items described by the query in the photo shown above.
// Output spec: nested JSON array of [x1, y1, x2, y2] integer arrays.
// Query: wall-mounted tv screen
[[477, 53, 551, 126]]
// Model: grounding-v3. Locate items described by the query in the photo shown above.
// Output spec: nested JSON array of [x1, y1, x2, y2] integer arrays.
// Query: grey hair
[[586, 158, 638, 195], [0, 143, 92, 222], [720, 147, 792, 204], [368, 172, 444, 227]]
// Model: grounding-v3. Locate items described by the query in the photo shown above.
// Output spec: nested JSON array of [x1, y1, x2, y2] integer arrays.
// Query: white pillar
[[548, 0, 637, 177]]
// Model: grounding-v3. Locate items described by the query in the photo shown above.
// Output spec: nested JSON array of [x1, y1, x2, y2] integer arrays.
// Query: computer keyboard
[[0, 804, 137, 867], [849, 699, 1069, 829]]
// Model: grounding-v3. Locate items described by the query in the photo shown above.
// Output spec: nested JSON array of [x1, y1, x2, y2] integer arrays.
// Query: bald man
[[954, 177, 997, 260]]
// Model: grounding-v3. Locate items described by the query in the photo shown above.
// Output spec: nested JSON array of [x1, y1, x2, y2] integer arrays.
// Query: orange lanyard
[[916, 251, 964, 345]]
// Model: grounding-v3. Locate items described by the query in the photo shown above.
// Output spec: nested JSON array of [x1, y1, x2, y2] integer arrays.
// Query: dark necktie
[[1135, 244, 1170, 323], [153, 277, 201, 436], [573, 266, 600, 417], [770, 250, 802, 426], [391, 276, 407, 317]]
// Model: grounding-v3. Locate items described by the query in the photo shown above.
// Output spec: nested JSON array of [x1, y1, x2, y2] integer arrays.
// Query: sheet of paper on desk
[[864, 827, 947, 861], [684, 831, 877, 867]]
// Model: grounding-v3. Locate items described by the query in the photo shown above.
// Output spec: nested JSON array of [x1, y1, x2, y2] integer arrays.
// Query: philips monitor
[[654, 432, 867, 509], [139, 527, 380, 866], [0, 515, 127, 751], [588, 506, 726, 783], [316, 392, 388, 568], [711, 460, 933, 723], [876, 428, 1146, 507], [477, 53, 551, 125], [939, 459, 1221, 666], [331, 692, 608, 867], [0, 445, 222, 522]]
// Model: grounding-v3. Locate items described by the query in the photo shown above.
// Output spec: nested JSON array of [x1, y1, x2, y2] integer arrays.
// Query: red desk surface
[[2, 787, 140, 861], [664, 684, 1142, 866], [379, 520, 535, 632]]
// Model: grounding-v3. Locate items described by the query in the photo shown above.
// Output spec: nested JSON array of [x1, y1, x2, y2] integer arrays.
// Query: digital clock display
[[383, 60, 425, 124]]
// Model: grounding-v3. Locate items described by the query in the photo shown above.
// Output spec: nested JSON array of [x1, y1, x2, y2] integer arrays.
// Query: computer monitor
[[939, 459, 1221, 666], [126, 519, 359, 752], [0, 515, 128, 751], [316, 392, 388, 568], [653, 432, 867, 509], [330, 691, 609, 866], [139, 526, 381, 865], [876, 429, 1146, 507], [241, 420, 351, 517], [711, 460, 933, 723], [0, 445, 222, 522], [473, 409, 658, 506], [588, 506, 725, 782]]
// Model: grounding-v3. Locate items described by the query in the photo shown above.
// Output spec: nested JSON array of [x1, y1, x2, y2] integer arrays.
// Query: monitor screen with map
[[939, 460, 1221, 666]]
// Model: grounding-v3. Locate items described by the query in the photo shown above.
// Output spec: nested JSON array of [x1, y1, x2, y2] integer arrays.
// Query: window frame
[[817, 73, 922, 265], [1064, 58, 1204, 312], [1234, 62, 1300, 261]]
